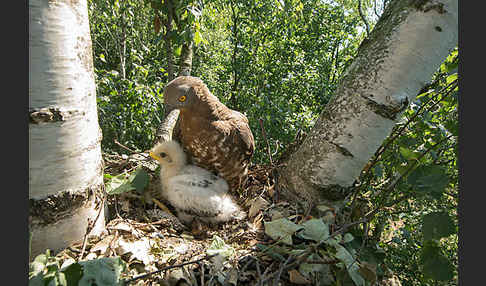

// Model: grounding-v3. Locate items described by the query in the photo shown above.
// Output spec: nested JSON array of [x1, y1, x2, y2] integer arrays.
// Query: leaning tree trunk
[[29, 0, 105, 259], [277, 0, 458, 211]]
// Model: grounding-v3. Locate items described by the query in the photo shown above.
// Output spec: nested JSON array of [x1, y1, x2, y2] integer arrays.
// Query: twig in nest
[[273, 256, 292, 286], [114, 139, 151, 159], [256, 258, 263, 286], [122, 253, 218, 284], [199, 262, 204, 286], [152, 198, 175, 216], [78, 195, 106, 261], [259, 118, 273, 166], [114, 139, 137, 153]]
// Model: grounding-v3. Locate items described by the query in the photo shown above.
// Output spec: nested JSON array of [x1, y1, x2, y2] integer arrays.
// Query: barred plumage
[[163, 76, 255, 192]]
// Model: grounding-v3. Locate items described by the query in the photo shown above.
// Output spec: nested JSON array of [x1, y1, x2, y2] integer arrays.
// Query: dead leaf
[[91, 234, 116, 255], [121, 199, 130, 212], [249, 197, 269, 219], [289, 269, 311, 284], [154, 15, 161, 34], [359, 262, 377, 285], [107, 220, 136, 235], [116, 237, 155, 265]]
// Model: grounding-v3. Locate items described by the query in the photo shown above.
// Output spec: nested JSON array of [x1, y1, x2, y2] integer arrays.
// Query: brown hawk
[[149, 140, 245, 224], [163, 76, 255, 192]]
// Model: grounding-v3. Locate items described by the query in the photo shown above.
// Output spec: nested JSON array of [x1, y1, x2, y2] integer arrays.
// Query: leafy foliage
[[353, 48, 458, 285], [29, 250, 127, 286], [105, 167, 150, 195]]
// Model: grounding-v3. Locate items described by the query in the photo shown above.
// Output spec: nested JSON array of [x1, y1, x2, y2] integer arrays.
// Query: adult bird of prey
[[162, 76, 255, 193]]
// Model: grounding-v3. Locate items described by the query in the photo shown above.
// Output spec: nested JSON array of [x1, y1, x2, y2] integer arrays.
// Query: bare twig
[[256, 258, 263, 286], [358, 0, 370, 37], [114, 139, 137, 154], [365, 134, 454, 220], [259, 118, 274, 166], [78, 194, 106, 261], [199, 262, 204, 286], [273, 255, 292, 286], [122, 253, 218, 284]]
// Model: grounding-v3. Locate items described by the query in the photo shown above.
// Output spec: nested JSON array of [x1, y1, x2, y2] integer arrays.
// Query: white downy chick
[[149, 140, 245, 224]]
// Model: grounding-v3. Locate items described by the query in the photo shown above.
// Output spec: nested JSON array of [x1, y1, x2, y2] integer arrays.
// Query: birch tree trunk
[[29, 0, 105, 259], [277, 0, 458, 211]]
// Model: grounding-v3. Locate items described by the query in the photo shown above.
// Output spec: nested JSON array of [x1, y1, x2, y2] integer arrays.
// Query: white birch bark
[[278, 0, 458, 209], [29, 0, 105, 258]]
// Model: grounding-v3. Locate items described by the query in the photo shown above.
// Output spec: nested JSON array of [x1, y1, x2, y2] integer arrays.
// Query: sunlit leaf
[[207, 235, 235, 257], [78, 257, 126, 286], [264, 218, 303, 245], [298, 218, 329, 242]]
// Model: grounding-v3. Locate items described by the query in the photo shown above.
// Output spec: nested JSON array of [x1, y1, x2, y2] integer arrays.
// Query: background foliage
[[86, 0, 458, 284]]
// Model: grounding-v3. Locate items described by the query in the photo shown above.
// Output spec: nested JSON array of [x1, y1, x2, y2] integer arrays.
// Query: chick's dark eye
[[160, 152, 167, 158]]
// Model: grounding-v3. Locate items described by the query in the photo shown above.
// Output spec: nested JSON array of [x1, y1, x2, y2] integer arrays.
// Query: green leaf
[[420, 241, 454, 281], [61, 263, 84, 286], [30, 253, 48, 278], [78, 257, 126, 286], [264, 218, 303, 245], [194, 29, 203, 46], [422, 212, 455, 240], [399, 147, 420, 161], [444, 119, 458, 136], [446, 73, 457, 85], [207, 235, 235, 258], [342, 233, 354, 244], [298, 218, 329, 242], [105, 173, 129, 195], [129, 168, 149, 194], [105, 168, 149, 195], [335, 244, 365, 286], [407, 165, 449, 199], [299, 254, 327, 278]]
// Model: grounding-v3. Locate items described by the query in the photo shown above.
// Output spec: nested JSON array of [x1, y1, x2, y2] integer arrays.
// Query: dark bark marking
[[413, 0, 447, 14], [29, 107, 85, 124], [29, 183, 104, 226], [330, 142, 354, 158], [364, 96, 409, 120]]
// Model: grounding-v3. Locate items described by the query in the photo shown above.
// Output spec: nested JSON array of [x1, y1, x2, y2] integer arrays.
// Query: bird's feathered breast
[[165, 76, 255, 191]]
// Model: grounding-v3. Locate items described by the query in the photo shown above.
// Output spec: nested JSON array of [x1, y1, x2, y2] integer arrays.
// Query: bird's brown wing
[[212, 111, 255, 157]]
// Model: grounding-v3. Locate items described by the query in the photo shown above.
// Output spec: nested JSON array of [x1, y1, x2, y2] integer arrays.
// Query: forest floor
[[52, 151, 321, 285]]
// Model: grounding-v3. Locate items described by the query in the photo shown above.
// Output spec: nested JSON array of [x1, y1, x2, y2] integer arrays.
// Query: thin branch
[[273, 255, 291, 286], [114, 139, 137, 154], [358, 0, 370, 37], [122, 253, 218, 284], [366, 134, 454, 219], [78, 194, 106, 261], [259, 118, 274, 166]]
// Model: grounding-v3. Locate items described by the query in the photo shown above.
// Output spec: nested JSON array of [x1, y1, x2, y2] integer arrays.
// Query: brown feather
[[163, 76, 255, 192]]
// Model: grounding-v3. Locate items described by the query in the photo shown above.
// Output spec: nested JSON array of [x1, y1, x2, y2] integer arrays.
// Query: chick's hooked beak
[[149, 151, 160, 161]]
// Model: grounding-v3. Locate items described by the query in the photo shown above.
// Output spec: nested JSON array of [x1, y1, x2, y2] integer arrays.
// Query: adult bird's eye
[[160, 152, 167, 158], [179, 95, 186, 102]]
